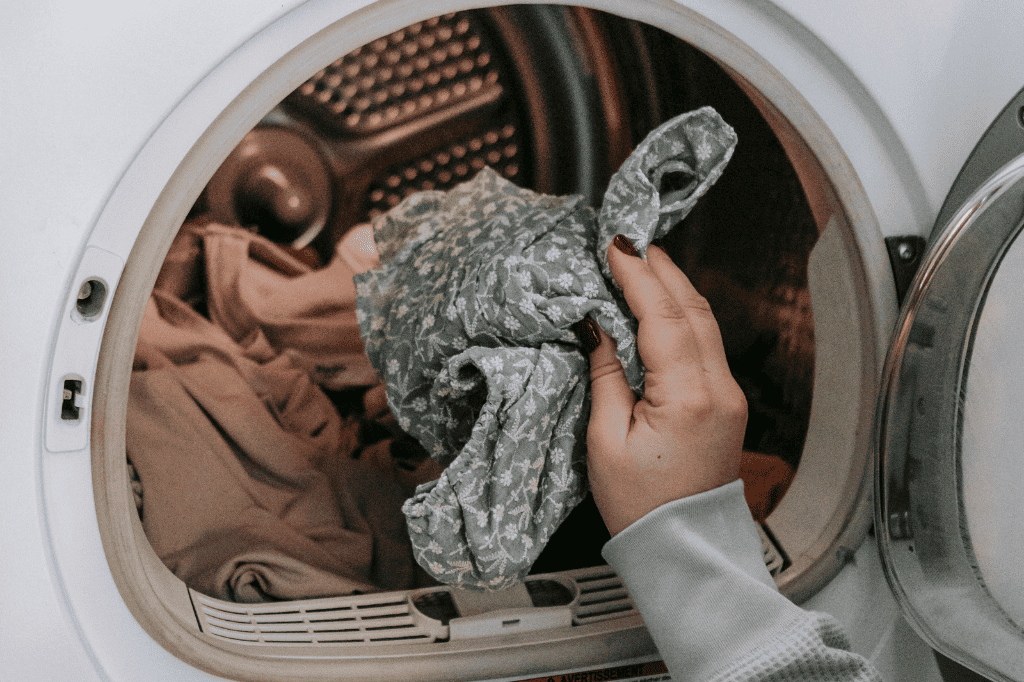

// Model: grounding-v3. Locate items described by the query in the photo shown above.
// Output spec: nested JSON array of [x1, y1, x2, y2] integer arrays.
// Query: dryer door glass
[[876, 152, 1024, 682]]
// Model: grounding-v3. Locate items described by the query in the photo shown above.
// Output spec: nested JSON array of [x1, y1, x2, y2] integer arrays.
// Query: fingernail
[[573, 317, 601, 354], [612, 234, 639, 257]]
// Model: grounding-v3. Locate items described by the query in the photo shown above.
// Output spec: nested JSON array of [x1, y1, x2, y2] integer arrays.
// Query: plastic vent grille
[[565, 566, 640, 625], [192, 557, 782, 647], [287, 12, 502, 134], [365, 121, 524, 217], [190, 568, 634, 648], [758, 523, 788, 577], [192, 591, 445, 645]]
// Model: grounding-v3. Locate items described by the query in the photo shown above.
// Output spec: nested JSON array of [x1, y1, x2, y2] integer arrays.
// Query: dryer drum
[[114, 4, 834, 672]]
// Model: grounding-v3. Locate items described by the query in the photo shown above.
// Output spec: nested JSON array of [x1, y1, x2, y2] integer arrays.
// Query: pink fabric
[[128, 222, 435, 602]]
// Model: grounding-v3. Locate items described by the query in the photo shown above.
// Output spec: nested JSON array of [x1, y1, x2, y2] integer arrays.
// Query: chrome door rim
[[876, 151, 1024, 682]]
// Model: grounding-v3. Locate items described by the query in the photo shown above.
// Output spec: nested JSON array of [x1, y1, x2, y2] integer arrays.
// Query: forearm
[[602, 480, 881, 682]]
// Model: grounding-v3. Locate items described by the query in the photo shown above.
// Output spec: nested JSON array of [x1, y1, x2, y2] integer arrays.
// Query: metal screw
[[897, 241, 916, 262], [77, 280, 93, 300]]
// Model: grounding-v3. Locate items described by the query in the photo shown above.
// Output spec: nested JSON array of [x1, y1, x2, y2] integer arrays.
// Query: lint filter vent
[[190, 567, 638, 648]]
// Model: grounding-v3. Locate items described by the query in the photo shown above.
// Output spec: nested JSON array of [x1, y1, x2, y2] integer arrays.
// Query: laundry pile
[[127, 221, 441, 603], [355, 107, 738, 589], [129, 105, 792, 601]]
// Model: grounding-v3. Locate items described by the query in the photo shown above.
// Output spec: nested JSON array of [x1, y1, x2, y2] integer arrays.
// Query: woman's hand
[[581, 237, 748, 536]]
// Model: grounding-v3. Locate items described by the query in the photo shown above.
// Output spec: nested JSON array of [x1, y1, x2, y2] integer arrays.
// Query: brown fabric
[[157, 222, 378, 389], [128, 223, 434, 602], [739, 450, 795, 522]]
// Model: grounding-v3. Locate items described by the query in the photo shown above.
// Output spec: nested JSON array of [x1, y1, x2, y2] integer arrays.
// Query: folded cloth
[[355, 107, 737, 589], [129, 225, 430, 601]]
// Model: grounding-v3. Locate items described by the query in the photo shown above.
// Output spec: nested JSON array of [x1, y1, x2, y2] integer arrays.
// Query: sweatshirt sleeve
[[601, 479, 882, 682]]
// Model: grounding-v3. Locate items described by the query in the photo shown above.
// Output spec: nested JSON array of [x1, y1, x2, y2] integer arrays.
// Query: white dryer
[[3, 1, 1024, 681]]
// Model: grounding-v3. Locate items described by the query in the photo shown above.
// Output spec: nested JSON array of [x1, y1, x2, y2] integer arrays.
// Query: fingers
[[581, 236, 743, 446], [606, 239, 704, 380], [645, 245, 733, 380], [607, 238, 746, 423], [583, 238, 749, 535], [585, 322, 634, 447]]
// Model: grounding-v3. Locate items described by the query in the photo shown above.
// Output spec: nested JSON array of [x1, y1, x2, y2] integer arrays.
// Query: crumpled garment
[[355, 107, 738, 589], [156, 222, 379, 390], [128, 223, 436, 602]]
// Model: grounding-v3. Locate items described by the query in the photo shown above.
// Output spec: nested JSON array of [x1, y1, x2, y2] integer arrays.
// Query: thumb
[[581, 320, 634, 448]]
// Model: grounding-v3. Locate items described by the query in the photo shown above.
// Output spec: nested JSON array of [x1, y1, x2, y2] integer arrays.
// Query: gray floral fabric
[[355, 106, 737, 589]]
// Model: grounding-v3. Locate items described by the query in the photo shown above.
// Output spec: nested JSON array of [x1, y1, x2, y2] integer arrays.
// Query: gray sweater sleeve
[[601, 479, 883, 682]]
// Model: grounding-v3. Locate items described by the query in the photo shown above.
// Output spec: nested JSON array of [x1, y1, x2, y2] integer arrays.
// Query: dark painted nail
[[612, 234, 639, 257], [574, 317, 601, 354]]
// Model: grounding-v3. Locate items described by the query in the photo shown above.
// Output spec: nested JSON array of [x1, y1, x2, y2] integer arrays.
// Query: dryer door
[[876, 148, 1024, 682]]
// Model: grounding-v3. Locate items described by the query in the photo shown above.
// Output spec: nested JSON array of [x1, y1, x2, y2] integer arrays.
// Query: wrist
[[592, 473, 743, 537]]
